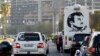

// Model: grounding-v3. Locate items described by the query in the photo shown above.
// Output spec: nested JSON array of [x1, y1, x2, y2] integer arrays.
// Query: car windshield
[[73, 34, 90, 42], [18, 33, 40, 41], [1, 41, 10, 45]]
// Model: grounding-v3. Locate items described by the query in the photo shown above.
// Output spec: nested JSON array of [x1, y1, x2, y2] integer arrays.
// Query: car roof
[[92, 32, 100, 37], [89, 32, 100, 47], [16, 32, 42, 41], [18, 32, 41, 34], [75, 33, 90, 35]]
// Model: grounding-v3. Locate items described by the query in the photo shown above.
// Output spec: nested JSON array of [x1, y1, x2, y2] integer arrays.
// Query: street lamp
[[52, 0, 56, 37]]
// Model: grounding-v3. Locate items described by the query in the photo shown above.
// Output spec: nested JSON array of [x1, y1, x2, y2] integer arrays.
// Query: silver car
[[13, 32, 49, 56]]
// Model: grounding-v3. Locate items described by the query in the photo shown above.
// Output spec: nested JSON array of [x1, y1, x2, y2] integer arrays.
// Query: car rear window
[[18, 33, 40, 41], [93, 34, 100, 47], [1, 41, 10, 45], [73, 34, 90, 42]]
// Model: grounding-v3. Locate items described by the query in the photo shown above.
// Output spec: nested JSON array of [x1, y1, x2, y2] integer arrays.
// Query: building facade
[[65, 0, 100, 9], [10, 0, 100, 25], [10, 0, 53, 25]]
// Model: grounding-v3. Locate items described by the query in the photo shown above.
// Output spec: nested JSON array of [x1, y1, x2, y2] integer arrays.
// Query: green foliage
[[6, 22, 53, 35], [59, 15, 64, 31], [1, 2, 10, 16], [90, 10, 100, 31], [0, 2, 10, 37]]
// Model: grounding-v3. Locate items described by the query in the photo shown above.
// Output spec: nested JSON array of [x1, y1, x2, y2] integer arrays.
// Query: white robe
[[75, 49, 82, 56]]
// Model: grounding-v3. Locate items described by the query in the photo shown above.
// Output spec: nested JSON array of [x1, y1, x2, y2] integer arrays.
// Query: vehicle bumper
[[13, 54, 45, 56], [0, 51, 12, 54], [87, 53, 100, 56], [13, 49, 46, 55]]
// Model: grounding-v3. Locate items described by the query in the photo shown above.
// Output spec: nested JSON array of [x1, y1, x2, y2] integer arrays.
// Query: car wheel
[[44, 54, 47, 56], [70, 49, 75, 56], [39, 54, 47, 56], [7, 54, 11, 56], [63, 49, 66, 53], [84, 53, 87, 56], [70, 52, 74, 56], [64, 49, 70, 53], [14, 54, 19, 56]]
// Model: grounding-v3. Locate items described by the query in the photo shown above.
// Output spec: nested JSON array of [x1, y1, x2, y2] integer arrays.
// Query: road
[[47, 41, 70, 56]]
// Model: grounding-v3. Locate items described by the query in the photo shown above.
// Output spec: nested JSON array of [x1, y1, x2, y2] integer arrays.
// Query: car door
[[42, 34, 48, 52]]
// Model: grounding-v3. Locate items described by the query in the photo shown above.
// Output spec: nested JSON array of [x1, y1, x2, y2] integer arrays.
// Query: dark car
[[87, 32, 100, 56], [0, 41, 13, 56], [70, 33, 90, 56], [80, 35, 90, 56]]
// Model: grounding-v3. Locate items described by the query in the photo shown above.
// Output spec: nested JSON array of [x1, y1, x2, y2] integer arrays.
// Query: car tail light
[[14, 43, 21, 48], [88, 47, 95, 53], [37, 43, 44, 48], [64, 36, 67, 45]]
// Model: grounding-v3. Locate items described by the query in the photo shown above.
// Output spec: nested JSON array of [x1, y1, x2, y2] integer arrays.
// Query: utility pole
[[84, 0, 87, 6], [38, 0, 42, 22], [52, 0, 56, 38], [91, 0, 94, 14]]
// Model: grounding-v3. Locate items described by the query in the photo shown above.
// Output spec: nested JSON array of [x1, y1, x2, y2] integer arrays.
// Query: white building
[[11, 0, 52, 25], [65, 0, 100, 9]]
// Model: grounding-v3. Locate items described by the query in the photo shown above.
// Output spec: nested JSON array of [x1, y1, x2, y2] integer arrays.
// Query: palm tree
[[0, 1, 10, 37]]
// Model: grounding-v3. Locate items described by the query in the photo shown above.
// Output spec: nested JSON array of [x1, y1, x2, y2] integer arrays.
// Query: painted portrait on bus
[[67, 12, 87, 32]]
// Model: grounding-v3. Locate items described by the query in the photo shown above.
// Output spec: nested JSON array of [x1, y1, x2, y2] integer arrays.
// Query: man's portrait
[[67, 12, 87, 32]]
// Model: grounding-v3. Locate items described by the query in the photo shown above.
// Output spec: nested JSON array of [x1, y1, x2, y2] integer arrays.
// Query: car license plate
[[24, 44, 33, 47], [20, 49, 37, 52]]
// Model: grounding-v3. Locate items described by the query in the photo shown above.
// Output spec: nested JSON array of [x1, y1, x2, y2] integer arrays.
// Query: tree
[[0, 2, 10, 37], [59, 15, 64, 31], [32, 22, 53, 35], [6, 22, 53, 35], [90, 10, 100, 31]]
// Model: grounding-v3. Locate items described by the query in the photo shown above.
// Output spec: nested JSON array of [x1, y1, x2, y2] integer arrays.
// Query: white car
[[13, 32, 49, 56]]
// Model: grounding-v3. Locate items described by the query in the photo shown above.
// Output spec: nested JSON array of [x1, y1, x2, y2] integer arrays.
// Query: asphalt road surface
[[47, 41, 70, 56]]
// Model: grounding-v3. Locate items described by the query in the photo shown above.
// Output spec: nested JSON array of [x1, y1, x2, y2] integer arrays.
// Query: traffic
[[1, 31, 100, 56], [0, 0, 100, 56]]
